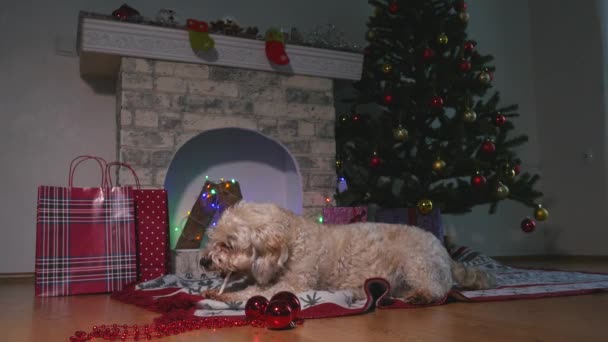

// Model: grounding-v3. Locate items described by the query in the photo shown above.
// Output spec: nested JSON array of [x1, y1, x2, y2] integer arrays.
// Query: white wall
[[0, 0, 370, 273], [527, 0, 608, 255], [3, 0, 606, 273]]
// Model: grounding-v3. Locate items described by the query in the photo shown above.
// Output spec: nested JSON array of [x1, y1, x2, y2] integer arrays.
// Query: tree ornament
[[463, 109, 477, 123], [392, 125, 409, 141], [423, 48, 436, 61], [430, 96, 444, 108], [481, 140, 496, 154], [388, 2, 399, 14], [383, 93, 394, 104], [432, 158, 446, 172], [464, 40, 476, 53], [496, 182, 510, 199], [264, 300, 293, 330], [437, 33, 449, 45], [478, 71, 492, 84], [265, 28, 290, 65], [521, 217, 536, 233], [367, 30, 376, 40], [335, 159, 343, 168], [459, 11, 470, 23], [370, 153, 381, 167], [270, 292, 302, 319], [245, 296, 270, 321], [454, 0, 467, 11], [459, 60, 472, 72], [534, 205, 549, 221], [503, 165, 516, 179], [471, 172, 487, 188], [494, 113, 507, 126], [417, 199, 433, 215], [187, 19, 215, 52], [513, 164, 521, 175], [382, 63, 393, 74]]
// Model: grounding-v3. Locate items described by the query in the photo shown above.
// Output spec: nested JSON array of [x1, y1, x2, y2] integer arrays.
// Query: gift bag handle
[[69, 155, 107, 188], [105, 161, 141, 189]]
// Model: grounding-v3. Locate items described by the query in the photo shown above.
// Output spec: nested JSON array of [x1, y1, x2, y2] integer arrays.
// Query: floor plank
[[2, 258, 607, 342]]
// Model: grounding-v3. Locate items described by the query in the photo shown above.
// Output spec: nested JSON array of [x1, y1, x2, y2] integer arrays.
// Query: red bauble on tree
[[464, 40, 476, 54], [370, 153, 382, 167], [454, 0, 467, 11], [513, 163, 521, 175], [521, 217, 536, 233], [423, 48, 436, 61], [481, 140, 496, 154], [459, 60, 472, 72], [430, 96, 444, 108], [388, 2, 399, 14], [494, 113, 507, 126], [383, 93, 394, 104], [471, 173, 487, 188], [353, 114, 361, 121]]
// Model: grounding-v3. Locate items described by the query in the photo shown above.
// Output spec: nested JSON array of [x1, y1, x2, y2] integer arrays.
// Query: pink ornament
[[270, 292, 301, 319], [264, 300, 293, 330], [521, 217, 536, 233], [245, 296, 270, 321]]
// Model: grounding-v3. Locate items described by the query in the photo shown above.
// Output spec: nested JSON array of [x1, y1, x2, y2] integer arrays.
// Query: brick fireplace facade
[[77, 13, 363, 220], [117, 57, 338, 217]]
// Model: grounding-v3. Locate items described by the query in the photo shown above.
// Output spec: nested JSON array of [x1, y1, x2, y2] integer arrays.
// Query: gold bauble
[[504, 168, 516, 179], [478, 71, 491, 84], [534, 205, 549, 221], [335, 159, 343, 168], [417, 199, 433, 215], [463, 109, 477, 123], [437, 33, 449, 45], [382, 63, 393, 74], [432, 159, 446, 172], [367, 30, 376, 39], [392, 125, 409, 141], [459, 11, 470, 23], [496, 183, 510, 199]]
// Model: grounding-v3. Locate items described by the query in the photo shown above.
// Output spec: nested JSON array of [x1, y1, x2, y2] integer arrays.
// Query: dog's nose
[[200, 256, 212, 269]]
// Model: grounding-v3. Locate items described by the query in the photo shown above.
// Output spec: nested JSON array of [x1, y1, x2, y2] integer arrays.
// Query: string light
[[325, 197, 331, 203], [187, 211, 191, 215], [210, 189, 216, 195], [318, 216, 324, 223], [225, 183, 230, 188], [231, 179, 236, 183], [205, 175, 209, 180]]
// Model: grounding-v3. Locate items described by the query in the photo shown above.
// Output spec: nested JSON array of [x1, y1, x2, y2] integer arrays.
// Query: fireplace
[[77, 13, 363, 248]]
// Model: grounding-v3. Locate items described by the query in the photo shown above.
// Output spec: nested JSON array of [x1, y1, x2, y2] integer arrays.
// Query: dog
[[199, 201, 495, 304]]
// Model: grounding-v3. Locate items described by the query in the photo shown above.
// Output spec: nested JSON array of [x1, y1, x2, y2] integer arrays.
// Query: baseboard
[[0, 272, 34, 279], [493, 255, 608, 262]]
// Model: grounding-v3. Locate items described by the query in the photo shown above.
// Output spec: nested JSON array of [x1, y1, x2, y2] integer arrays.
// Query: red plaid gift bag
[[322, 207, 368, 224], [35, 156, 137, 297], [106, 162, 170, 281]]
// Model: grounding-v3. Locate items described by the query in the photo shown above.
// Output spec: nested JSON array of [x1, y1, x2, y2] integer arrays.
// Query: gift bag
[[35, 156, 137, 297], [373, 207, 444, 243], [322, 206, 368, 224], [106, 162, 170, 281]]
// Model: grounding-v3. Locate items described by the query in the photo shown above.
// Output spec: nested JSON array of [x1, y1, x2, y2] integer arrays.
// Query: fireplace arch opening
[[164, 127, 303, 248]]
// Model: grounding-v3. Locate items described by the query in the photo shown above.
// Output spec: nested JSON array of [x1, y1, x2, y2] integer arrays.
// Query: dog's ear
[[250, 222, 289, 285], [251, 243, 288, 285]]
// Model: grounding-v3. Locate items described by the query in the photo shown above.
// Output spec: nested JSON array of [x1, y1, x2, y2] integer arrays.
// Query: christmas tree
[[335, 0, 547, 227]]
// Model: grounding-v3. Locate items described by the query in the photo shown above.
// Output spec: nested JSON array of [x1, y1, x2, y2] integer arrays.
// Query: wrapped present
[[106, 162, 171, 282], [322, 207, 368, 224], [372, 207, 444, 242], [35, 156, 137, 296]]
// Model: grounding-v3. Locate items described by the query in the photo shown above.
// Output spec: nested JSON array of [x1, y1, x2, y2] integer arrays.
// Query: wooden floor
[[1, 258, 607, 342]]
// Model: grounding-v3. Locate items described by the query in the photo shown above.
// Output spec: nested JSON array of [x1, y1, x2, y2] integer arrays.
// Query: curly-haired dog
[[200, 201, 494, 304]]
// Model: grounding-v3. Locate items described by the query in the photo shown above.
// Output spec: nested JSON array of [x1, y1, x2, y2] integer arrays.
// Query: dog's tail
[[450, 260, 496, 290]]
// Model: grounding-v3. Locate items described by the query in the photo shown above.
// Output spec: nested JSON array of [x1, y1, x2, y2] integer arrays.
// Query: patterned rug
[[112, 247, 608, 320]]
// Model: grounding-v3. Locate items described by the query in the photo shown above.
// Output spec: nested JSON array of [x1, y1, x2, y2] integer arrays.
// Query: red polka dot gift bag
[[106, 162, 171, 282]]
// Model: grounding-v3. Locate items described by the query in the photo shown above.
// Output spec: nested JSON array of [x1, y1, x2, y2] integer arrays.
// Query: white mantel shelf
[[77, 16, 364, 81]]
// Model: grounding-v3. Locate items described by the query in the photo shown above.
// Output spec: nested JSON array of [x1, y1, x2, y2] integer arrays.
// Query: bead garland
[[70, 316, 304, 341]]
